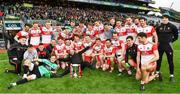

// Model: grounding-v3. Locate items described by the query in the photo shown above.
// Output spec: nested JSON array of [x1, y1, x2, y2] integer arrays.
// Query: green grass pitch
[[0, 40, 180, 93]]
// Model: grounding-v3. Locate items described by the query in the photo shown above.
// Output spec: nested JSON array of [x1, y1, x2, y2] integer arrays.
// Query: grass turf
[[0, 40, 180, 93]]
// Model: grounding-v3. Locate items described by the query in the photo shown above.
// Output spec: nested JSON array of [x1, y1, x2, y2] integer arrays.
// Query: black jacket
[[46, 44, 54, 54], [7, 43, 27, 61], [58, 46, 90, 64], [37, 48, 50, 59], [156, 22, 178, 43], [125, 44, 137, 64]]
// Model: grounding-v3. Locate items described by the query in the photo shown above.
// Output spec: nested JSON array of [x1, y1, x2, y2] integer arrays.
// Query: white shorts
[[30, 74, 37, 80]]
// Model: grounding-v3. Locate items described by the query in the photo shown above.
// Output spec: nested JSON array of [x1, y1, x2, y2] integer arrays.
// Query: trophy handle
[[78, 64, 82, 77], [70, 64, 73, 78]]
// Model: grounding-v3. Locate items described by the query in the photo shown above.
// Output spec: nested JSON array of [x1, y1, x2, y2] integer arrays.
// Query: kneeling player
[[136, 32, 159, 91], [83, 36, 93, 63], [54, 38, 66, 69], [92, 38, 104, 69], [8, 56, 58, 89], [120, 36, 138, 75], [111, 32, 126, 75], [103, 39, 116, 72]]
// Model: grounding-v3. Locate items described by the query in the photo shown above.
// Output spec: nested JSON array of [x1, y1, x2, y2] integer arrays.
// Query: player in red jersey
[[84, 23, 97, 39], [93, 20, 104, 38], [136, 17, 158, 44], [136, 32, 159, 91], [54, 38, 66, 69], [41, 21, 53, 47], [64, 39, 74, 55], [124, 17, 137, 41], [82, 36, 93, 63], [73, 35, 84, 53], [29, 22, 41, 48], [114, 20, 127, 43], [58, 28, 73, 40], [111, 32, 128, 75], [92, 38, 104, 69], [14, 24, 31, 45], [103, 39, 116, 72]]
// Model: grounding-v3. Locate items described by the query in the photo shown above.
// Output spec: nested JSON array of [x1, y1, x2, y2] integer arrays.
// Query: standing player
[[29, 22, 41, 48], [114, 20, 127, 42], [136, 32, 159, 91], [136, 17, 158, 44], [124, 17, 137, 40], [93, 20, 104, 38], [103, 39, 116, 72], [41, 21, 53, 47], [85, 23, 97, 39], [58, 28, 73, 40], [14, 24, 31, 45], [156, 13, 178, 82], [134, 18, 140, 27]]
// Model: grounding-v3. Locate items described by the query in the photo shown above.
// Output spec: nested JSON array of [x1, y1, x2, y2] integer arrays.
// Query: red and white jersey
[[15, 30, 29, 45], [41, 26, 53, 44], [85, 29, 97, 38], [93, 43, 104, 54], [83, 42, 93, 56], [136, 26, 156, 43], [54, 44, 66, 57], [16, 30, 29, 38], [29, 28, 41, 46], [65, 44, 74, 54], [137, 41, 157, 65], [103, 46, 116, 56], [73, 28, 84, 36], [111, 39, 124, 55], [93, 24, 104, 34], [115, 27, 127, 42], [124, 24, 137, 37], [59, 32, 73, 40], [74, 41, 84, 51], [111, 39, 123, 49]]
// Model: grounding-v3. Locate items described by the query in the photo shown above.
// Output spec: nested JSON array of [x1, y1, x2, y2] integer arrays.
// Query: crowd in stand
[[1, 2, 159, 26]]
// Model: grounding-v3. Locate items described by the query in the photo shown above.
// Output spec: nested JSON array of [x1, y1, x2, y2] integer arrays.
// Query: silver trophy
[[70, 64, 81, 78]]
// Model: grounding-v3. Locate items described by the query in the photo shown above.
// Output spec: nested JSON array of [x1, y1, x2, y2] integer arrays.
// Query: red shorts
[[106, 58, 111, 65], [84, 55, 92, 63]]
